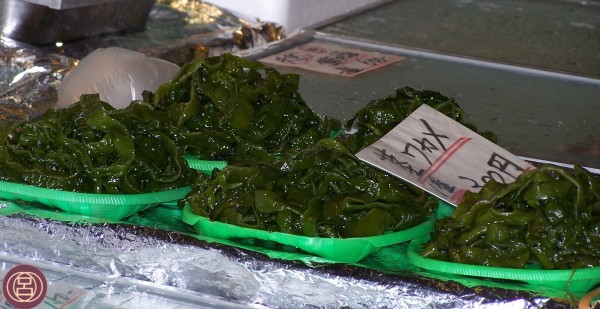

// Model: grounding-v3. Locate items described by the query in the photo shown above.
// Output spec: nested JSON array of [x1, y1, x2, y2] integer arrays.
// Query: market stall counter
[[1, 1, 599, 308]]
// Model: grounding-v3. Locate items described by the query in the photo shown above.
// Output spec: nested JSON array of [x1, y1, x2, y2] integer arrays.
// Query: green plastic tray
[[407, 235, 600, 296], [182, 203, 436, 263], [0, 180, 191, 221]]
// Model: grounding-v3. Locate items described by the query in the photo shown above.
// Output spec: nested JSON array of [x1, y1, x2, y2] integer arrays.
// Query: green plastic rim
[[407, 236, 600, 295], [436, 201, 455, 218], [330, 128, 345, 139], [0, 180, 191, 220], [182, 203, 436, 263], [184, 155, 227, 173]]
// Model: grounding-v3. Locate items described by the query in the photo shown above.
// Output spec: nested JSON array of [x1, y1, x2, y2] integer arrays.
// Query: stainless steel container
[[0, 0, 154, 45]]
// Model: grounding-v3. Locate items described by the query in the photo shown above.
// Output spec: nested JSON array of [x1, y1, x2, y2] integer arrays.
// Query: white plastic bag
[[56, 47, 180, 109]]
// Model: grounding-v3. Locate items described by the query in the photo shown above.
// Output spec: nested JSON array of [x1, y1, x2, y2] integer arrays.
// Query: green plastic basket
[[0, 180, 191, 221], [407, 235, 600, 296], [182, 203, 436, 263]]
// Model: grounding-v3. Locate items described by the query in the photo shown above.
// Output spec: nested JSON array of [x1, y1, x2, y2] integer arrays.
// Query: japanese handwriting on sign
[[260, 42, 405, 77], [316, 51, 361, 66], [316, 53, 394, 76], [429, 176, 456, 197], [370, 123, 526, 197], [274, 52, 312, 65], [401, 119, 450, 166], [357, 104, 535, 206], [458, 152, 531, 190], [335, 66, 364, 75], [372, 147, 424, 176]]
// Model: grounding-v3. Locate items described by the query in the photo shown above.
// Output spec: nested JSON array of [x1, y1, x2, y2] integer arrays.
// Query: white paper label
[[356, 105, 535, 206], [260, 42, 405, 77]]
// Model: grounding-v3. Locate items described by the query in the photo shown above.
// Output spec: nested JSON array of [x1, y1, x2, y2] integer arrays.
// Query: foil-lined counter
[[0, 208, 561, 308], [0, 1, 593, 308]]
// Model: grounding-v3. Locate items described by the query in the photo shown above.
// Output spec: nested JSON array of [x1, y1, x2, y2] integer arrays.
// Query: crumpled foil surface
[[0, 38, 76, 121], [41, 0, 285, 65], [0, 0, 284, 121], [0, 214, 559, 308]]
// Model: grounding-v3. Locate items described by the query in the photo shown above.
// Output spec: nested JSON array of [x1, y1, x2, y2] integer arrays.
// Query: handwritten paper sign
[[356, 105, 535, 206], [260, 42, 405, 77]]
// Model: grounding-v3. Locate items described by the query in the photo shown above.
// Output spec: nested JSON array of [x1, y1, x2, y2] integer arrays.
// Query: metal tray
[[238, 30, 600, 169], [18, 0, 124, 10], [0, 0, 154, 45], [317, 0, 600, 78]]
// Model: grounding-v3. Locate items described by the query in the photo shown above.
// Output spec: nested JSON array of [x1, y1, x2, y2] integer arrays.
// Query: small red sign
[[2, 264, 48, 309]]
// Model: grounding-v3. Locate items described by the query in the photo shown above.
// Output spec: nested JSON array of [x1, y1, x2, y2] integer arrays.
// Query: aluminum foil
[[0, 0, 285, 121], [40, 0, 285, 65], [0, 38, 76, 121], [0, 2, 581, 308], [0, 212, 561, 308]]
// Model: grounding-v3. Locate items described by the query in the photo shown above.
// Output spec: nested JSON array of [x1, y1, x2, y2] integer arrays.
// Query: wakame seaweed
[[185, 138, 437, 238], [421, 165, 600, 269], [342, 87, 497, 152], [151, 53, 341, 161], [0, 94, 196, 193]]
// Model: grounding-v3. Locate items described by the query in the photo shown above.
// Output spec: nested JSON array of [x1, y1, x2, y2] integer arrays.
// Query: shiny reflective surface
[[0, 1, 597, 307], [319, 0, 600, 78], [0, 212, 555, 308], [316, 0, 600, 168], [39, 1, 285, 65], [0, 0, 154, 45], [242, 31, 600, 168]]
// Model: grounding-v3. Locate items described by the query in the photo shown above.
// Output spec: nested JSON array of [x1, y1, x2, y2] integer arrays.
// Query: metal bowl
[[0, 0, 154, 45]]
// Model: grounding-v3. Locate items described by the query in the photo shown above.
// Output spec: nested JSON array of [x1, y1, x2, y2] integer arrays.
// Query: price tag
[[260, 42, 404, 77], [356, 105, 535, 206]]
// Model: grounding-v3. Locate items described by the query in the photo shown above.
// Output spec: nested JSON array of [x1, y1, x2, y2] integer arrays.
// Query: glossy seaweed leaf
[[0, 94, 197, 193], [421, 165, 600, 269], [342, 87, 497, 152], [185, 138, 437, 238], [151, 53, 341, 161]]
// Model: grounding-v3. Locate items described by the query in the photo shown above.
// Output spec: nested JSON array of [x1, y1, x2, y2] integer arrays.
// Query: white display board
[[204, 0, 390, 33], [357, 105, 535, 205]]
